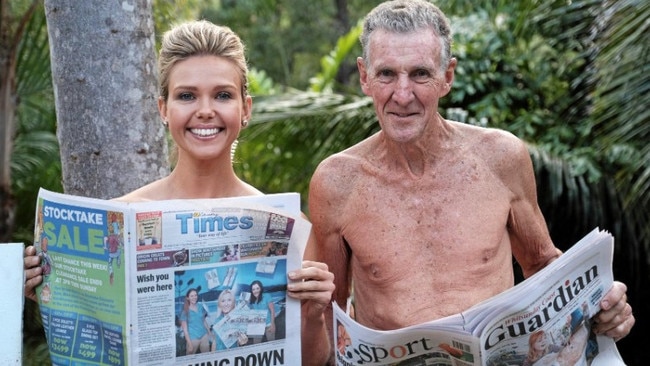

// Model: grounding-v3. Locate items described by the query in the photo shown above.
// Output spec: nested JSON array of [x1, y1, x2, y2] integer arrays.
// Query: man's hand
[[593, 281, 634, 341]]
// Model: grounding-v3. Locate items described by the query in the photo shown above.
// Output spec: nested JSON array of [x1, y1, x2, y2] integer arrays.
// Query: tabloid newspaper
[[32, 188, 309, 366], [334, 228, 626, 366]]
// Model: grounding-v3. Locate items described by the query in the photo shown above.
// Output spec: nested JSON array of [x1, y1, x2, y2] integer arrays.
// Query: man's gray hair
[[360, 0, 452, 70]]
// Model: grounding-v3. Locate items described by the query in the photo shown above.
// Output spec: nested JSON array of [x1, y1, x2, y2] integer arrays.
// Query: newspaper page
[[476, 229, 622, 366], [333, 229, 625, 366], [33, 190, 131, 366], [334, 302, 481, 366], [127, 195, 307, 366], [33, 188, 308, 366]]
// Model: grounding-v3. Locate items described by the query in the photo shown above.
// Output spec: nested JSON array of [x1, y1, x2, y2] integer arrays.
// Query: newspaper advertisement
[[33, 188, 308, 365], [334, 229, 626, 366]]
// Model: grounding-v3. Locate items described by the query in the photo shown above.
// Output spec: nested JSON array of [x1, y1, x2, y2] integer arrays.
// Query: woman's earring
[[241, 119, 249, 127], [230, 139, 239, 161], [162, 119, 169, 128]]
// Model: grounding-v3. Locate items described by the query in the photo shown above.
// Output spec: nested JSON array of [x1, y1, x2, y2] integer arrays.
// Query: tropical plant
[[17, 2, 206, 364], [203, 0, 379, 90], [1, 0, 50, 242], [10, 5, 60, 365], [235, 17, 375, 209], [14, 0, 648, 364], [11, 3, 61, 244], [530, 3, 649, 362], [238, 1, 648, 363], [153, 0, 206, 46]]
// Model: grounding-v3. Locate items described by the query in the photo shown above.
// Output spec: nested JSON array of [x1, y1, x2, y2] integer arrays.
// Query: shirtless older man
[[308, 0, 634, 362]]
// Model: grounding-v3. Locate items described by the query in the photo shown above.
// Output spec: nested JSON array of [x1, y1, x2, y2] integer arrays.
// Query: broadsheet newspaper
[[334, 229, 626, 366], [32, 188, 309, 366]]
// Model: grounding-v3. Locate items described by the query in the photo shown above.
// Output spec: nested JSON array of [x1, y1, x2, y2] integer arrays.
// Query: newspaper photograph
[[334, 229, 626, 366], [32, 188, 309, 365]]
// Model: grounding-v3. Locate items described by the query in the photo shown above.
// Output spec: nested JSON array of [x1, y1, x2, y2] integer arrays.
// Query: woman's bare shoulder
[[112, 179, 167, 203]]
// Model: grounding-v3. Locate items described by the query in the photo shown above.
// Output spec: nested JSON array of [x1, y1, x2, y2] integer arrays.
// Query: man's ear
[[357, 57, 371, 96], [441, 57, 457, 96]]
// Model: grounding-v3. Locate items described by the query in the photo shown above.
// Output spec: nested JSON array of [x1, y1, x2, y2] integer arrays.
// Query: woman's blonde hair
[[158, 20, 249, 101]]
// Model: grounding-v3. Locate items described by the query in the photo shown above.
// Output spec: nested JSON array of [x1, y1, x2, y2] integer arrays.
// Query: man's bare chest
[[340, 174, 513, 275]]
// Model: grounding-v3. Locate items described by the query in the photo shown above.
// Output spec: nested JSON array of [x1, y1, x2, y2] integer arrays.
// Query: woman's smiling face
[[160, 55, 251, 162], [219, 291, 235, 313]]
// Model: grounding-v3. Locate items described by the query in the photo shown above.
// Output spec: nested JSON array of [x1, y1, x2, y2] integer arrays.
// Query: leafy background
[[4, 0, 647, 364]]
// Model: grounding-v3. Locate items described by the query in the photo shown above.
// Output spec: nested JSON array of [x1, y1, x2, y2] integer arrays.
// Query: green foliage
[[235, 18, 376, 208], [445, 11, 586, 149], [152, 0, 210, 46], [202, 0, 377, 90], [236, 92, 376, 210], [202, 0, 330, 89], [13, 0, 649, 364], [433, 2, 648, 272], [589, 0, 650, 240], [310, 21, 363, 92], [248, 67, 279, 96], [12, 4, 61, 245]]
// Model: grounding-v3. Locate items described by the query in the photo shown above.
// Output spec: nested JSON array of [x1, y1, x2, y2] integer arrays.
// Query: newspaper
[[32, 188, 309, 365], [334, 228, 626, 366]]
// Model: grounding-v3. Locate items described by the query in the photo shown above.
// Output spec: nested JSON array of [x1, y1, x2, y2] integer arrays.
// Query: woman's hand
[[24, 245, 43, 302], [237, 332, 248, 346], [287, 260, 335, 317]]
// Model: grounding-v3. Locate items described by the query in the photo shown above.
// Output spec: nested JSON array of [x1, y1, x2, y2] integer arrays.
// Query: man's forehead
[[367, 28, 442, 66], [366, 33, 440, 69]]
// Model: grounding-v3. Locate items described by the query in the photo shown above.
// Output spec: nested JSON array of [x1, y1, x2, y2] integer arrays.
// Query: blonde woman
[[24, 20, 334, 365]]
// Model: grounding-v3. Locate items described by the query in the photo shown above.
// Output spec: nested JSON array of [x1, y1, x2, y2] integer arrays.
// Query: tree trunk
[[44, 0, 168, 199]]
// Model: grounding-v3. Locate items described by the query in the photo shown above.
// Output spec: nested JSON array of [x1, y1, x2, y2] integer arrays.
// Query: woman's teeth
[[190, 127, 221, 136]]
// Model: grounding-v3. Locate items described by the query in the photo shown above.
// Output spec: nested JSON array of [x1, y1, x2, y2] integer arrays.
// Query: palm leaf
[[236, 92, 376, 208]]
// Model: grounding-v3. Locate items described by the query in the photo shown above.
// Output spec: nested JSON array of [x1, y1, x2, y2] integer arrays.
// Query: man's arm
[[489, 131, 561, 277], [495, 131, 634, 340], [308, 157, 355, 364]]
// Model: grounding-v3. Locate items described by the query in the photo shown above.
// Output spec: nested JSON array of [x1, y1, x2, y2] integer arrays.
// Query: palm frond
[[236, 91, 376, 208], [590, 0, 650, 246], [12, 3, 61, 245]]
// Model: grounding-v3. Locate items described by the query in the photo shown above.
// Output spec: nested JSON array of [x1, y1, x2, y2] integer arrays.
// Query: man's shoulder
[[447, 123, 532, 185], [310, 140, 374, 207], [311, 150, 363, 195], [454, 123, 527, 161], [314, 136, 375, 176], [316, 150, 362, 171], [455, 122, 521, 146]]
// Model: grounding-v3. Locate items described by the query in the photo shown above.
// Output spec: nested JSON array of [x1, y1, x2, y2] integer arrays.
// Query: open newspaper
[[334, 228, 625, 366], [32, 188, 309, 365]]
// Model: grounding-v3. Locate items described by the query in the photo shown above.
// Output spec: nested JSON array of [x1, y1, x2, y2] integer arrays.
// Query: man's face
[[358, 28, 455, 144]]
